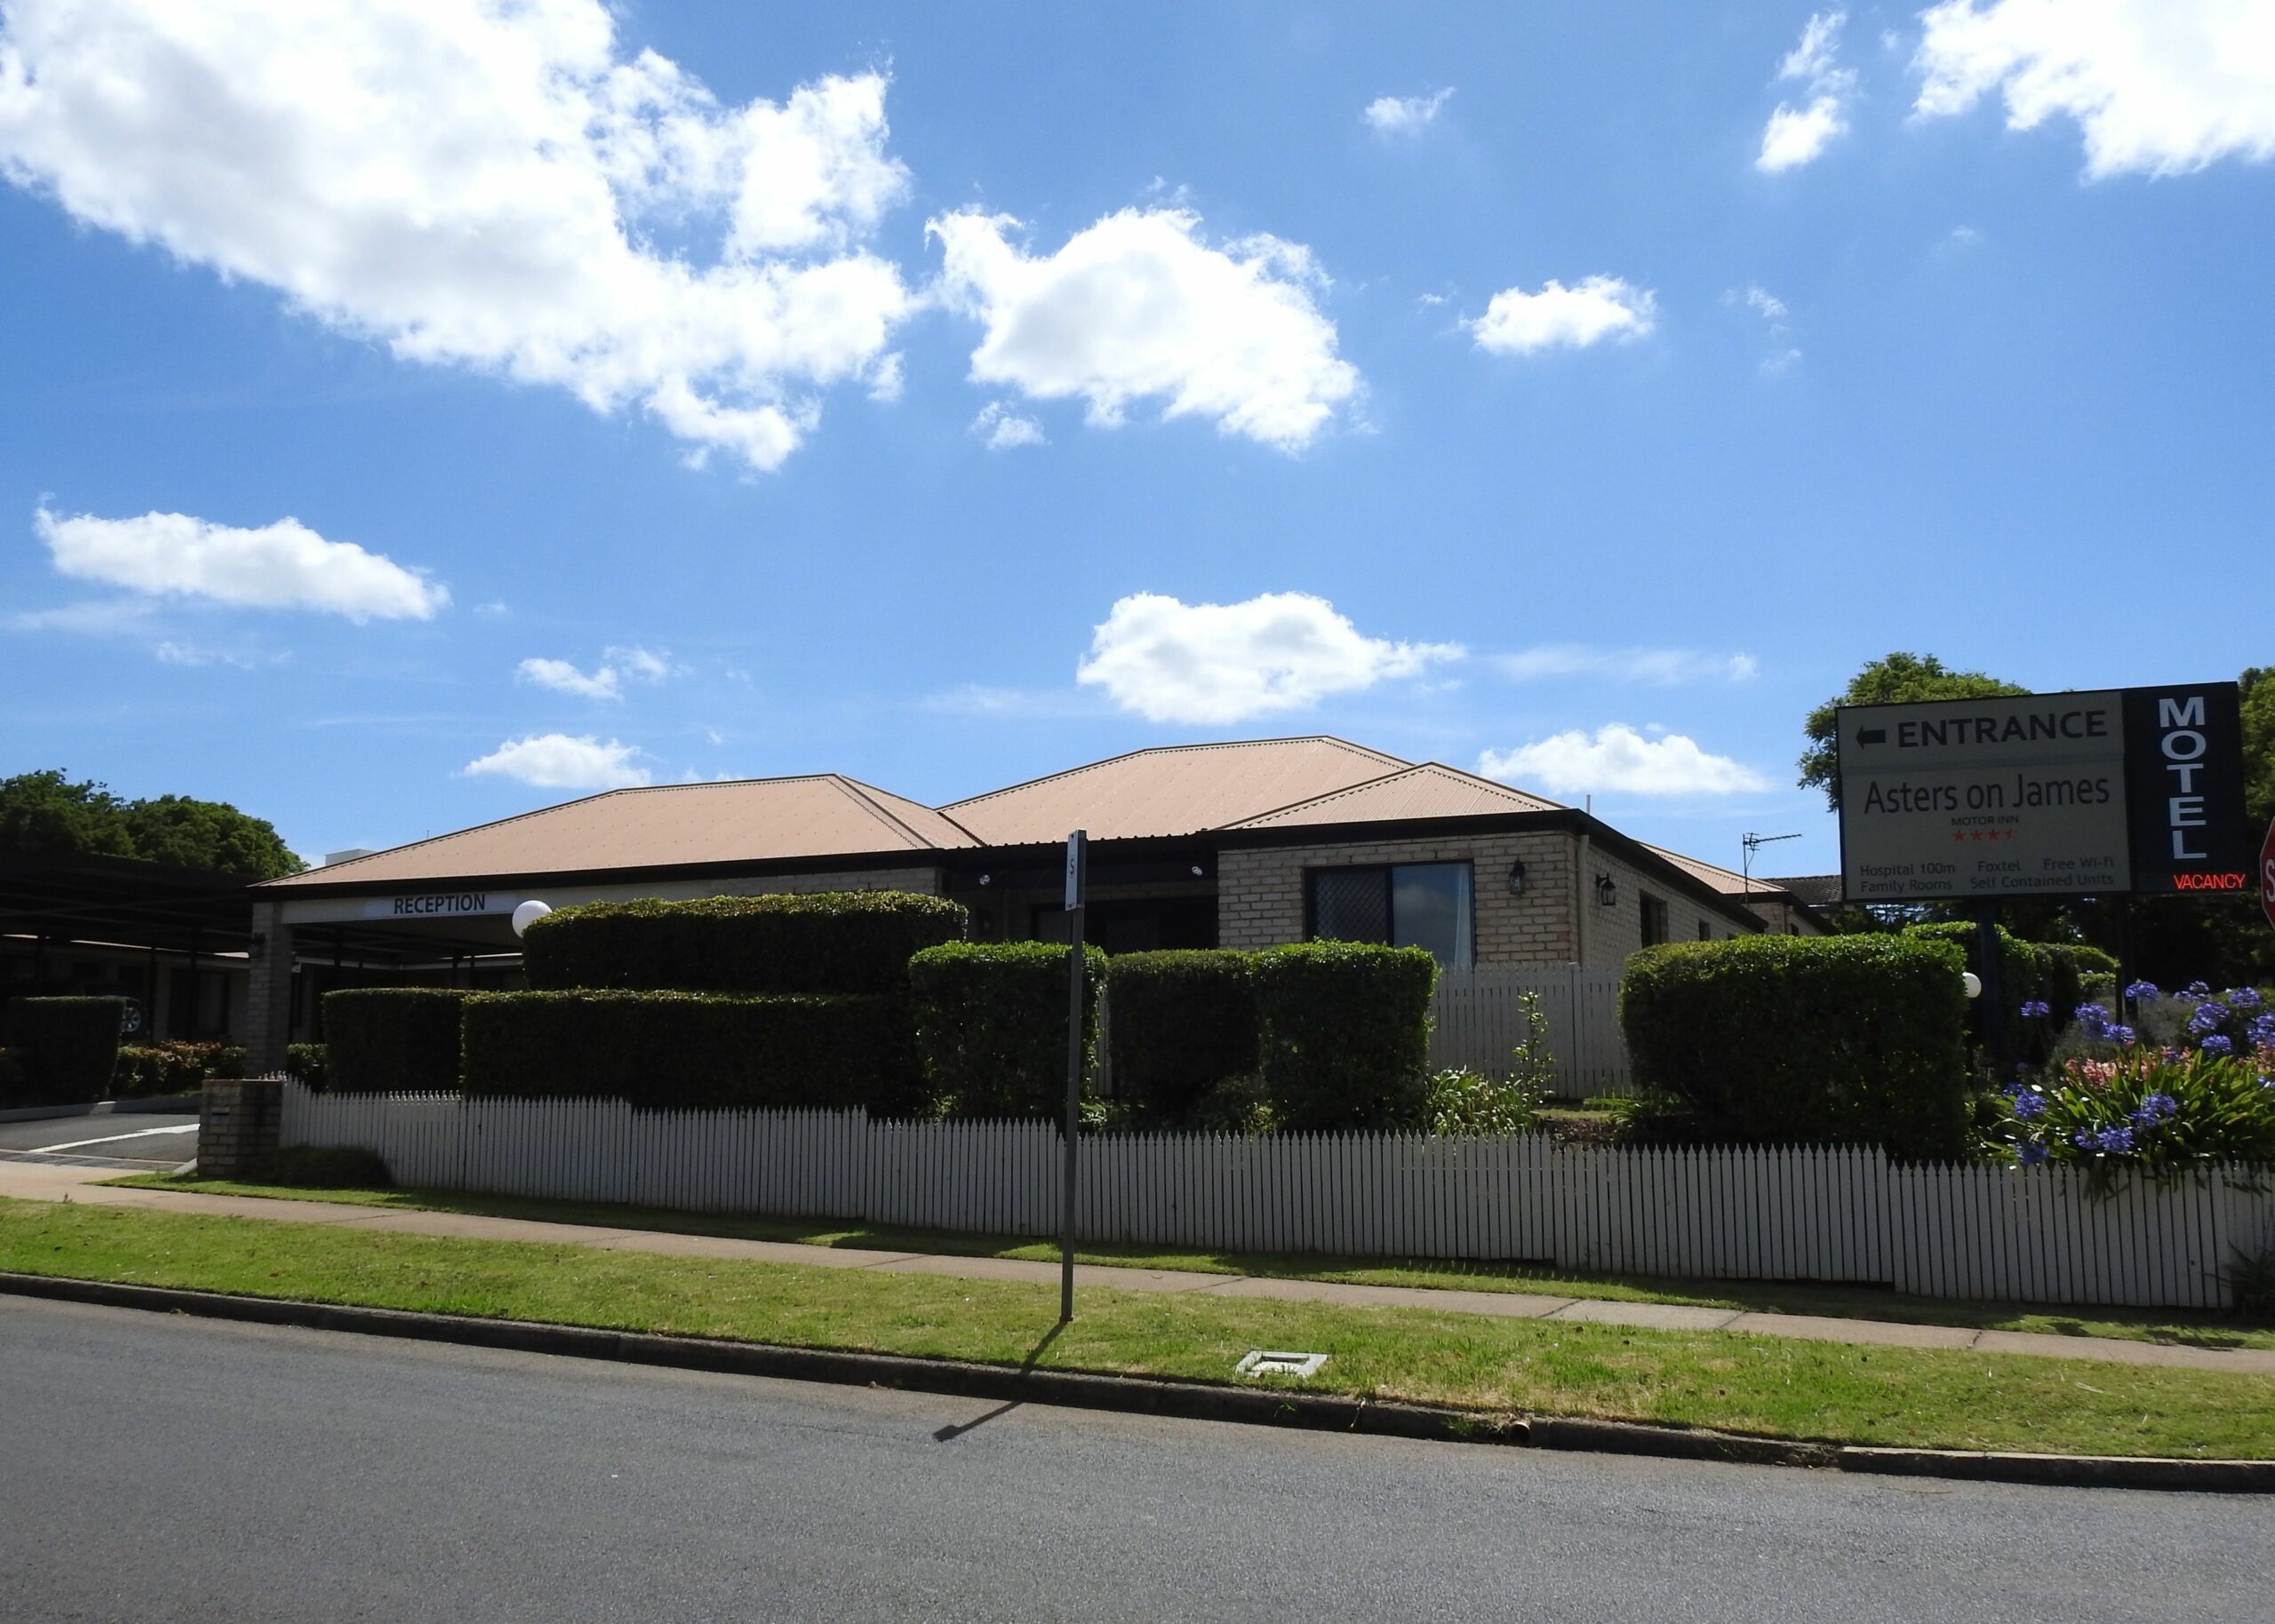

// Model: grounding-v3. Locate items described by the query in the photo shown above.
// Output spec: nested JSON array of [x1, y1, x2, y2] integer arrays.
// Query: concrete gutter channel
[[3, 1271, 2266, 1495]]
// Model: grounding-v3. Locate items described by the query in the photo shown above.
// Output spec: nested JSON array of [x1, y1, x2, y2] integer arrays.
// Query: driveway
[[0, 1111, 197, 1167]]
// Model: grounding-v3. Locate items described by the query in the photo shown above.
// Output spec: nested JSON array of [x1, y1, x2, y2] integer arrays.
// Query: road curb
[[2, 1271, 2265, 1493], [0, 1095, 199, 1126]]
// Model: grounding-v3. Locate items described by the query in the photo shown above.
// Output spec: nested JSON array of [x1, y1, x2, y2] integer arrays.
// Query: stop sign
[[2263, 817, 2275, 934]]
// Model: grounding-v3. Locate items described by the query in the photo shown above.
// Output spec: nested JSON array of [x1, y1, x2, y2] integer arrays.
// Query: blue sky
[[2, 1, 2270, 878]]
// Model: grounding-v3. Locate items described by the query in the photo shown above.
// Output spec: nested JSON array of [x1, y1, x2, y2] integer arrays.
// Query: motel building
[[241, 736, 1827, 1070]]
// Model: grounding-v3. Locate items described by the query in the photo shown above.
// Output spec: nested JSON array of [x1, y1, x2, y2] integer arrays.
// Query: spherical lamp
[[511, 900, 553, 938]]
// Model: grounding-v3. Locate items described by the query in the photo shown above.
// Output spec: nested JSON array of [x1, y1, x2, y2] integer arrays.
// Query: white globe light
[[511, 900, 553, 938], [1961, 971, 1982, 1000]]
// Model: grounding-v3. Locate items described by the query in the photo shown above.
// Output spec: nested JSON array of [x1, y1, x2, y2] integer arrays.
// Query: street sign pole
[[1060, 830, 1087, 1324]]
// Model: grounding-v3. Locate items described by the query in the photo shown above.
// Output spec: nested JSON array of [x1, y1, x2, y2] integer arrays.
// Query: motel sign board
[[1837, 683, 2249, 904]]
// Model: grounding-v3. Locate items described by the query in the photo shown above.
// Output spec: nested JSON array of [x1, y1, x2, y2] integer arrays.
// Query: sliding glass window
[[1305, 862, 1473, 969]]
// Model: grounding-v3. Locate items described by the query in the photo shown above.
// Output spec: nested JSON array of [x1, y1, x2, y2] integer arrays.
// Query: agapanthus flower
[[2071, 1129, 2096, 1149], [2228, 987, 2263, 1010], [2018, 1142, 2049, 1166], [2013, 1091, 2048, 1120], [2106, 1023, 2137, 1046], [2200, 1034, 2234, 1057], [2094, 1126, 2135, 1154], [2018, 999, 2050, 1019], [2250, 1014, 2275, 1049], [2074, 1003, 2111, 1030], [2189, 1001, 2230, 1034], [2124, 980, 2161, 1002], [2129, 1094, 2178, 1126], [2183, 980, 2212, 999]]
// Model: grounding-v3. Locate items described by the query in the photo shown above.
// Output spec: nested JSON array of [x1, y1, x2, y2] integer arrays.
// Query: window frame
[[1639, 891, 1670, 949], [1302, 859, 1475, 968]]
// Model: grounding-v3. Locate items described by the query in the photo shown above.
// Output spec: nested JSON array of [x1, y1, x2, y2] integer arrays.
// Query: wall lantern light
[[1594, 872, 1618, 908], [511, 899, 553, 937], [977, 873, 993, 888], [1506, 861, 1528, 896], [1190, 864, 1206, 878]]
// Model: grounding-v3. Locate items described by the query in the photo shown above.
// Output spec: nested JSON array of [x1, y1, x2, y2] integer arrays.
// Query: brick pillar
[[199, 1077, 283, 1177], [243, 898, 295, 1073]]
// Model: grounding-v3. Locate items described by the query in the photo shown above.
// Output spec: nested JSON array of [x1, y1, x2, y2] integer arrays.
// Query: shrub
[[522, 890, 966, 995], [113, 1039, 237, 1097], [285, 1043, 329, 1090], [1905, 923, 2103, 1068], [908, 942, 1106, 1118], [1623, 935, 1971, 1161], [243, 1145, 392, 1189], [1251, 942, 1439, 1132], [461, 989, 914, 1112], [1106, 950, 1258, 1123], [323, 988, 469, 1094], [0, 996, 125, 1105], [1425, 1067, 1545, 1137], [1989, 1049, 2275, 1189]]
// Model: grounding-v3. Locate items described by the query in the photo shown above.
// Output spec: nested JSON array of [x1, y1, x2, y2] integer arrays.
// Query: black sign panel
[[2122, 683, 2251, 896]]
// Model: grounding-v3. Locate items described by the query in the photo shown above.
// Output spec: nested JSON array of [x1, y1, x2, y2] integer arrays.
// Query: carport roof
[[259, 775, 978, 891]]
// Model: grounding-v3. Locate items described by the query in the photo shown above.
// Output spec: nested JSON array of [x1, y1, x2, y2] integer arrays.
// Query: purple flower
[[2201, 1034, 2234, 1057], [2074, 1003, 2111, 1031], [2129, 1094, 2178, 1126], [2071, 1129, 2097, 1149], [2183, 980, 2212, 999], [2228, 987, 2263, 1010], [2013, 1091, 2048, 1121], [2018, 999, 2051, 1020], [2018, 1142, 2049, 1166], [2106, 1023, 2137, 1046], [2095, 1126, 2135, 1154], [2124, 980, 2162, 1002], [2189, 1002, 2230, 1034], [2250, 1014, 2275, 1048]]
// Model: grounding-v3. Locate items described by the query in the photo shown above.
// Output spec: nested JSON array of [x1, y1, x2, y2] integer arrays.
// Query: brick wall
[[243, 899, 297, 1071], [1578, 846, 1758, 969], [1217, 832, 1578, 965], [198, 1076, 283, 1177]]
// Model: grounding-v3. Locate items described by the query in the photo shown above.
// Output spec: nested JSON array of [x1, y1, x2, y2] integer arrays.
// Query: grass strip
[[7, 1198, 2271, 1459], [107, 1173, 2275, 1354]]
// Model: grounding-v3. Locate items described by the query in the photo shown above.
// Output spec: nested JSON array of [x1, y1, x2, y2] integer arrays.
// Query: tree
[[2240, 665, 2273, 833], [0, 771, 303, 878], [1800, 653, 2031, 811]]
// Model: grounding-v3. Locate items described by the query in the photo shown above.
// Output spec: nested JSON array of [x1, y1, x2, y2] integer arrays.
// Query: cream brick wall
[[1578, 847, 1755, 970], [1217, 832, 1578, 966]]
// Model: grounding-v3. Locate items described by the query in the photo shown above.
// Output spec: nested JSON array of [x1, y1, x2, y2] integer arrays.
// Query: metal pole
[[1975, 902, 2005, 1074], [1061, 829, 1087, 1324]]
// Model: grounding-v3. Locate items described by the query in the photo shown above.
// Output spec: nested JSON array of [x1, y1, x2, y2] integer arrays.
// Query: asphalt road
[[0, 1297, 2265, 1624], [0, 1111, 197, 1163]]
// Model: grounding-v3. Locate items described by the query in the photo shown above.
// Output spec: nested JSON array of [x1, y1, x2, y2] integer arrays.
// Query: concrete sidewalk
[[3, 1158, 2271, 1378]]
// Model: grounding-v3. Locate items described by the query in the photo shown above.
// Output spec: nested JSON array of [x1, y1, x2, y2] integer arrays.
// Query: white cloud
[[6, 597, 156, 635], [1493, 645, 1760, 686], [154, 641, 267, 669], [1758, 12, 1856, 171], [515, 645, 675, 701], [971, 401, 1046, 450], [1468, 276, 1656, 354], [1479, 725, 1768, 797], [1737, 284, 1789, 320], [462, 733, 651, 790], [1075, 591, 1463, 725], [35, 506, 446, 621], [1913, 0, 2275, 179], [929, 207, 1359, 451], [0, 1, 914, 470], [1362, 88, 1454, 136]]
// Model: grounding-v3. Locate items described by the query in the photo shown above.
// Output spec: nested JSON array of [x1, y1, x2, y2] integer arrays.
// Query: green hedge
[[323, 988, 470, 1094], [0, 997, 125, 1105], [522, 890, 966, 995], [285, 1043, 329, 1091], [1106, 950, 1259, 1123], [908, 942, 1106, 1118], [1623, 935, 1970, 1160], [1251, 943, 1439, 1132], [1904, 924, 2117, 1065], [113, 1039, 245, 1098], [461, 989, 914, 1112]]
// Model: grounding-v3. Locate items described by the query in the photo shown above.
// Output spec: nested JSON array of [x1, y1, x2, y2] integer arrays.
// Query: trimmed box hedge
[[908, 942, 1106, 1118], [1251, 942, 1439, 1132], [1, 996, 125, 1105], [461, 989, 914, 1113], [323, 988, 471, 1095], [1106, 950, 1260, 1123], [521, 890, 966, 995], [1623, 935, 1970, 1161]]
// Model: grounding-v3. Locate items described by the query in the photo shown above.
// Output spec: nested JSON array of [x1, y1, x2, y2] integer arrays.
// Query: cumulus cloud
[[1468, 276, 1656, 354], [1362, 88, 1454, 136], [0, 0, 914, 470], [1737, 284, 1790, 320], [971, 401, 1046, 450], [515, 646, 675, 701], [1913, 0, 2275, 179], [1493, 646, 1760, 686], [929, 207, 1360, 451], [1478, 725, 1768, 797], [1075, 591, 1462, 725], [34, 506, 446, 621], [1758, 12, 1856, 171], [462, 733, 651, 790]]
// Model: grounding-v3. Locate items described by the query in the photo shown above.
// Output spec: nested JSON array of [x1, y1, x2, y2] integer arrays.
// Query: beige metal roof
[[1227, 762, 1563, 829], [1640, 843, 1787, 898], [943, 736, 1410, 843], [259, 775, 976, 890]]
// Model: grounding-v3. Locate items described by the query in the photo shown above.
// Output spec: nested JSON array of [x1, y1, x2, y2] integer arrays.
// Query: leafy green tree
[[1800, 653, 2030, 811], [0, 771, 303, 878], [2240, 665, 2272, 833]]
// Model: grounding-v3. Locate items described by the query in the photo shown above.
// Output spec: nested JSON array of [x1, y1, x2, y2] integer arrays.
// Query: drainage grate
[[1234, 1349, 1328, 1379]]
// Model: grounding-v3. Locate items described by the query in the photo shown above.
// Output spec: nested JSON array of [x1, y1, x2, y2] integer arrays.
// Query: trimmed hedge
[[285, 1043, 329, 1091], [908, 942, 1106, 1118], [461, 989, 914, 1113], [522, 891, 966, 995], [1623, 935, 1970, 1161], [114, 1040, 245, 1098], [1904, 924, 2118, 1065], [1251, 943, 1439, 1132], [1106, 950, 1259, 1123], [323, 988, 470, 1094], [1, 996, 125, 1105]]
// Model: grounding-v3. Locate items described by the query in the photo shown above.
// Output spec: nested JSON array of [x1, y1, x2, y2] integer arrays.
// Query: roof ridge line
[[1217, 762, 1422, 829], [943, 735, 1409, 810]]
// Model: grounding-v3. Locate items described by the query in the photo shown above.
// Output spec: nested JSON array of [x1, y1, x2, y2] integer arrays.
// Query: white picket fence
[[281, 1084, 2275, 1309], [1429, 966, 1631, 1096]]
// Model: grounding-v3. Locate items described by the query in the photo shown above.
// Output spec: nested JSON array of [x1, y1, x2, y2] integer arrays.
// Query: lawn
[[6, 1197, 2272, 1459], [107, 1171, 2275, 1353]]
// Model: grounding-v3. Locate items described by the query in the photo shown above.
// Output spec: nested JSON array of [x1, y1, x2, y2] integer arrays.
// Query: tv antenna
[[1741, 832, 1801, 895]]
